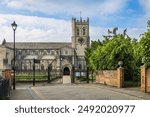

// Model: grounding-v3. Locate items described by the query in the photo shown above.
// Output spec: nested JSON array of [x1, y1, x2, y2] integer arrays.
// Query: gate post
[[141, 66, 147, 92], [86, 67, 89, 83], [117, 67, 124, 88], [48, 64, 51, 83], [71, 65, 75, 83], [33, 63, 35, 86]]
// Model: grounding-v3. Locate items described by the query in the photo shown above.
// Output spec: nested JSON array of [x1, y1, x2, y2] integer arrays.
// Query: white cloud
[[6, 0, 23, 9], [140, 0, 150, 12], [127, 28, 146, 39], [139, 0, 150, 19], [91, 27, 145, 41], [4, 0, 128, 18], [0, 14, 71, 43], [0, 13, 145, 44]]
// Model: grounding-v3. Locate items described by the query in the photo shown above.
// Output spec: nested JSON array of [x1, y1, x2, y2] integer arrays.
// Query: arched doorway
[[62, 66, 71, 84], [63, 67, 70, 75]]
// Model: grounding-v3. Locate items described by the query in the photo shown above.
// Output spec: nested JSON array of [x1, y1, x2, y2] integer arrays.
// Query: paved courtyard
[[10, 83, 150, 100]]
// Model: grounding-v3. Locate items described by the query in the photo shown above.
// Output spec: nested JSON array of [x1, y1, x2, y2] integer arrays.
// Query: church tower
[[71, 17, 90, 56]]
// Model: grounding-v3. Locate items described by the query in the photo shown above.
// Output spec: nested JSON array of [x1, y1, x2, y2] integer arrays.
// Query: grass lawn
[[16, 73, 48, 81]]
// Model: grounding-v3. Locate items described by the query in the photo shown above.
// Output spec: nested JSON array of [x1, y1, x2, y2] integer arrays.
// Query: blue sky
[[0, 0, 150, 43]]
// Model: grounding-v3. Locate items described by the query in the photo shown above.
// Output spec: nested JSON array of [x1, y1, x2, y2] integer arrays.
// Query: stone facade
[[0, 44, 13, 70], [72, 17, 90, 56], [0, 17, 90, 76]]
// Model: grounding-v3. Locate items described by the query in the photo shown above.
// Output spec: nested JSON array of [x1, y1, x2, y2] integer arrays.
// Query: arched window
[[83, 28, 86, 35], [77, 28, 79, 36], [79, 64, 82, 70]]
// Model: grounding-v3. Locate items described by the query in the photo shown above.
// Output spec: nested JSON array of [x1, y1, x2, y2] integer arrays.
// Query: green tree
[[132, 38, 142, 67], [94, 34, 134, 70], [84, 40, 102, 71], [139, 21, 150, 67]]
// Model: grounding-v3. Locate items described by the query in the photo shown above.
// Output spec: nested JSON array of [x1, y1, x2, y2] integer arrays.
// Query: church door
[[63, 67, 70, 75]]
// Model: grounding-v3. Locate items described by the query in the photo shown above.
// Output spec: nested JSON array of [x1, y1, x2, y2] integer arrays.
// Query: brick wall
[[141, 66, 150, 92], [96, 67, 124, 88]]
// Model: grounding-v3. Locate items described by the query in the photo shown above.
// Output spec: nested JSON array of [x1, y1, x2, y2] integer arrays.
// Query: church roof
[[4, 42, 72, 49]]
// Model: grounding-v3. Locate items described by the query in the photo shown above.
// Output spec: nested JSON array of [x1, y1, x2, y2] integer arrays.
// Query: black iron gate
[[74, 69, 95, 84], [124, 67, 140, 87], [15, 59, 62, 85]]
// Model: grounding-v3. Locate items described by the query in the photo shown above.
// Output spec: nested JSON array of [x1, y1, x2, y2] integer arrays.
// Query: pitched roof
[[4, 42, 72, 49]]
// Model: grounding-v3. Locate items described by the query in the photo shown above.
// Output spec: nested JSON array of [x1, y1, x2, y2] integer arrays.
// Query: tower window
[[77, 28, 79, 36], [79, 64, 82, 70], [83, 28, 86, 35], [51, 51, 54, 55], [65, 50, 68, 55]]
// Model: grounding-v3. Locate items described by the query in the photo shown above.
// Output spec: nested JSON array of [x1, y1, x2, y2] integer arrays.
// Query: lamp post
[[11, 21, 17, 90]]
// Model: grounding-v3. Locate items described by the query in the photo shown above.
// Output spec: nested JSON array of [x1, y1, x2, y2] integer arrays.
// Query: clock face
[[78, 37, 84, 45]]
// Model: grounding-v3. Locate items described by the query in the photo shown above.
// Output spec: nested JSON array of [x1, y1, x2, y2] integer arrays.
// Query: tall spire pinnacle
[[80, 11, 82, 21], [2, 38, 6, 45]]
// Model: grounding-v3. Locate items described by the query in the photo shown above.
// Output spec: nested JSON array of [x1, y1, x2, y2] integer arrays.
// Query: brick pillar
[[2, 69, 12, 90], [141, 66, 147, 92], [2, 69, 12, 79], [117, 67, 124, 88]]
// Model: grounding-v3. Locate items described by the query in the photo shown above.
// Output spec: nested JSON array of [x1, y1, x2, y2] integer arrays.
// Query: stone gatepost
[[117, 67, 124, 88]]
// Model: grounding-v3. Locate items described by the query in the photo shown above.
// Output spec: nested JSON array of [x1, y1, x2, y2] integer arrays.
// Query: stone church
[[0, 17, 90, 76]]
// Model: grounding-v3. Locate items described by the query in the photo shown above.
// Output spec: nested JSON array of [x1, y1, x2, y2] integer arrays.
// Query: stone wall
[[141, 66, 150, 92], [96, 67, 124, 88], [0, 46, 5, 70], [0, 46, 13, 70]]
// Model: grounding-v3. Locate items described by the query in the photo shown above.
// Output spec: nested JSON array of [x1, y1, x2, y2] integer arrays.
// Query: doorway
[[63, 67, 70, 75]]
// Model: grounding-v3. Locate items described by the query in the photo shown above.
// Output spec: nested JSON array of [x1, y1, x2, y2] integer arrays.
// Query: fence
[[74, 70, 93, 83], [124, 68, 140, 81], [16, 69, 61, 82], [124, 67, 141, 87]]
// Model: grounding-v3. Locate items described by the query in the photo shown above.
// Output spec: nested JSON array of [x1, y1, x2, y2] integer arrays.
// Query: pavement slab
[[9, 83, 150, 100]]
